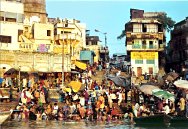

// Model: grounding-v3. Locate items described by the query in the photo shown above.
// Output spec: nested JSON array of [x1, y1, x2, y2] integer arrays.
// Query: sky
[[46, 0, 188, 57]]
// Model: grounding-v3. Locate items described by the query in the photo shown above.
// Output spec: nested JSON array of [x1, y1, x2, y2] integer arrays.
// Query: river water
[[1, 119, 188, 129]]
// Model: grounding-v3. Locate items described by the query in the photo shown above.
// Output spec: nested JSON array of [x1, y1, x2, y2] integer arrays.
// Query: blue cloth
[[0, 78, 3, 84]]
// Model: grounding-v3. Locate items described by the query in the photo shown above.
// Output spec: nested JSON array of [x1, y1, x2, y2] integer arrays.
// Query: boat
[[165, 115, 188, 126], [0, 101, 19, 125], [0, 110, 13, 125], [133, 113, 167, 126]]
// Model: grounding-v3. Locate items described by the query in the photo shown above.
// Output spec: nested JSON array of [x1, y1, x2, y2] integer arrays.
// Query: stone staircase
[[91, 70, 105, 85]]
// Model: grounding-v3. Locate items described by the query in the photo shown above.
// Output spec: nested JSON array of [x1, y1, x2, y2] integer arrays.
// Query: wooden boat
[[165, 115, 188, 126], [0, 101, 19, 125], [133, 114, 167, 126], [0, 110, 13, 125]]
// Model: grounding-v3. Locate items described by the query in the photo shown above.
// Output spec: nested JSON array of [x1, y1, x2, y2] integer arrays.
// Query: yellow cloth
[[64, 88, 72, 93], [98, 96, 105, 109], [68, 81, 82, 92], [75, 61, 87, 70]]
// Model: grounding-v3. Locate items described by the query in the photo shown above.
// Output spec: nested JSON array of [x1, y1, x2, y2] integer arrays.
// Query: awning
[[20, 66, 31, 72], [36, 67, 49, 72], [68, 81, 84, 92], [75, 61, 87, 70]]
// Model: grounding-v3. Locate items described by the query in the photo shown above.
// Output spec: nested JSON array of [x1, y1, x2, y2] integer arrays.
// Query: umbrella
[[169, 72, 179, 79], [4, 68, 18, 75], [139, 85, 160, 95], [152, 89, 175, 101], [107, 75, 131, 89], [163, 75, 174, 82], [63, 87, 72, 93], [163, 72, 179, 82], [174, 80, 188, 89], [68, 81, 85, 92]]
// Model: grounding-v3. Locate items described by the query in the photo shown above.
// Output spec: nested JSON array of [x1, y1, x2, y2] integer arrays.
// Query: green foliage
[[157, 13, 176, 32], [117, 30, 126, 40]]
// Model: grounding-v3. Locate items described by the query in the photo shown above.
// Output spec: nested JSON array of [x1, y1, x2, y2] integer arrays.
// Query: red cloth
[[111, 109, 118, 116], [23, 90, 27, 99]]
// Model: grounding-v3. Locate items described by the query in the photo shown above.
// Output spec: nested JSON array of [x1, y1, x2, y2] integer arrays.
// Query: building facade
[[86, 35, 100, 63], [0, 0, 86, 78], [168, 17, 188, 73], [125, 9, 166, 77]]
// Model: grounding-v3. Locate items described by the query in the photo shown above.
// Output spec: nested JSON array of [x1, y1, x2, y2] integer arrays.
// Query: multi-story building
[[85, 30, 109, 65], [0, 0, 86, 80], [125, 9, 166, 77], [168, 17, 188, 73], [86, 35, 100, 63], [0, 0, 24, 74], [52, 18, 86, 72]]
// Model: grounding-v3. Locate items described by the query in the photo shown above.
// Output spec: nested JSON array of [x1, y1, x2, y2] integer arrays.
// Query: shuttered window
[[146, 60, 155, 64], [135, 60, 143, 64]]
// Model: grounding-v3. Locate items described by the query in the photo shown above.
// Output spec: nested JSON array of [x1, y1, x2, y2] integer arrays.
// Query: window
[[133, 24, 142, 32], [61, 31, 71, 34], [92, 41, 97, 45], [5, 18, 16, 22], [146, 60, 155, 64], [135, 60, 143, 64], [5, 12, 16, 22], [142, 24, 147, 32], [18, 30, 23, 42], [47, 30, 51, 36], [0, 16, 4, 21], [149, 41, 153, 49], [54, 29, 57, 35], [147, 24, 158, 33], [133, 40, 140, 49], [158, 24, 163, 32], [0, 11, 4, 21], [0, 35, 11, 43], [142, 40, 146, 49]]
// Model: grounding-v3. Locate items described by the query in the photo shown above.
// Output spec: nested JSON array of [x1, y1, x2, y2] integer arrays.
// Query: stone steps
[[91, 70, 105, 85]]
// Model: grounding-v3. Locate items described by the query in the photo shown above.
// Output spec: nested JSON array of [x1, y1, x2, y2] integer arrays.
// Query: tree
[[117, 30, 126, 40], [117, 13, 176, 40], [157, 13, 176, 32]]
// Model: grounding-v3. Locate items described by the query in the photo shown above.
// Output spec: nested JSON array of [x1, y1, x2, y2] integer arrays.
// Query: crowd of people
[[1, 63, 126, 123], [1, 63, 188, 124]]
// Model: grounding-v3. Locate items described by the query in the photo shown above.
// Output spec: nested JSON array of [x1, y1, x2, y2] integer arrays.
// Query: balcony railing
[[127, 44, 165, 51], [19, 42, 53, 53], [19, 43, 34, 52], [126, 32, 164, 40], [54, 33, 81, 41]]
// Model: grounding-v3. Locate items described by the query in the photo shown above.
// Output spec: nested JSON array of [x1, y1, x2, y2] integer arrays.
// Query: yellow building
[[126, 9, 166, 77], [86, 36, 101, 63]]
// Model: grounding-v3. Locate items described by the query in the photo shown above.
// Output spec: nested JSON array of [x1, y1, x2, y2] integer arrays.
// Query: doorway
[[149, 67, 153, 75], [137, 67, 142, 77]]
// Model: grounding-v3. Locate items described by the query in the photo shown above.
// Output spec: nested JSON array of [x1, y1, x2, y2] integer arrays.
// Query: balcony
[[54, 33, 81, 42], [127, 44, 165, 51], [126, 32, 164, 40], [19, 42, 53, 53], [19, 42, 34, 52]]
